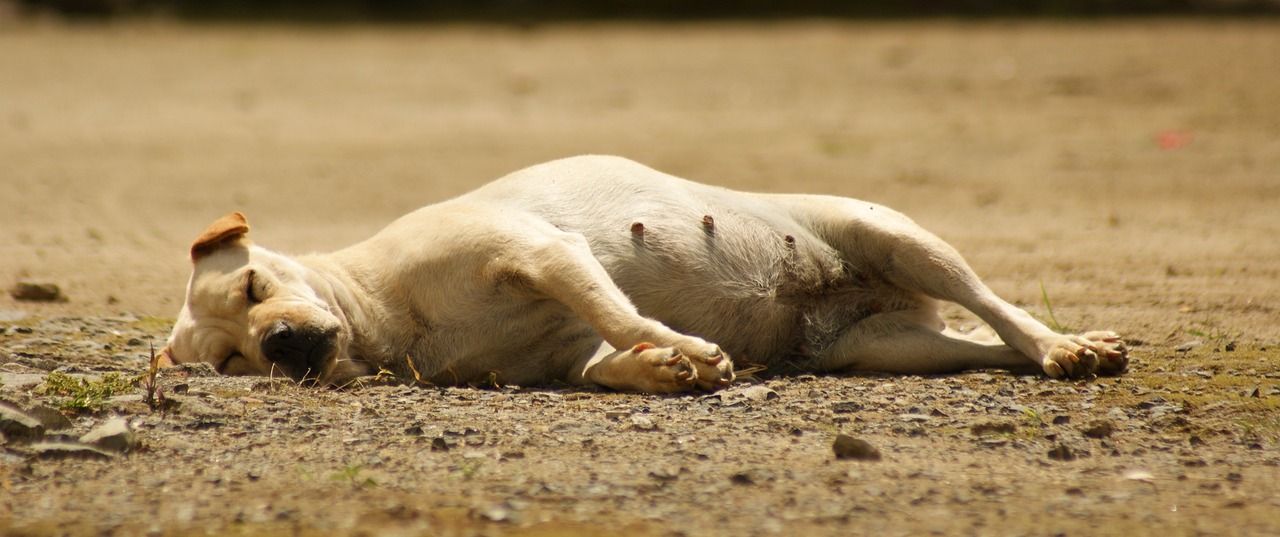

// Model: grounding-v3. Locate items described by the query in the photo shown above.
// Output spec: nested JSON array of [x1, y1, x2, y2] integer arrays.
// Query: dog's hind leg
[[813, 308, 1038, 375], [773, 195, 1127, 378]]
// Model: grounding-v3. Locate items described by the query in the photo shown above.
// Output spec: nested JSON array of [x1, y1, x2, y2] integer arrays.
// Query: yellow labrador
[[161, 156, 1126, 392]]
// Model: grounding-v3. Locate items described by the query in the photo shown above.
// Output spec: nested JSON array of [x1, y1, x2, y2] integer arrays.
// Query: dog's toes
[[1081, 331, 1129, 374], [690, 347, 735, 391], [630, 346, 697, 392], [1040, 331, 1131, 380], [1043, 341, 1096, 379]]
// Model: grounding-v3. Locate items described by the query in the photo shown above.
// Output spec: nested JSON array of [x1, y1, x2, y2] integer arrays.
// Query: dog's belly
[[457, 156, 923, 367], [490, 158, 883, 363]]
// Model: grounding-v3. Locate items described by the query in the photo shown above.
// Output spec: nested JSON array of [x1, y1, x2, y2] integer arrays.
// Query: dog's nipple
[[630, 222, 645, 235]]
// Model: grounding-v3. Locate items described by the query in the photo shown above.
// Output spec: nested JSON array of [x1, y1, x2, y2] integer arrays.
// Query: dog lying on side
[[160, 155, 1127, 391]]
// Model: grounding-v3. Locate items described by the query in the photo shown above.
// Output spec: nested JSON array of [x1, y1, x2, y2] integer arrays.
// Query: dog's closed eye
[[217, 352, 245, 374], [246, 269, 269, 304]]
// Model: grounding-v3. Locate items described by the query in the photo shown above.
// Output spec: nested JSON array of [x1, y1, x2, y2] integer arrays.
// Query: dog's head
[[160, 213, 365, 386]]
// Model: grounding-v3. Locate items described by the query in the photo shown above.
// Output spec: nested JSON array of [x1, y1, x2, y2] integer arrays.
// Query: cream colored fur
[[161, 155, 1127, 392]]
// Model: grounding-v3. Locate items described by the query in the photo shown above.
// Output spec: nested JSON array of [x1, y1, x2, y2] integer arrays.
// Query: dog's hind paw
[[1081, 331, 1129, 374], [1040, 331, 1129, 379]]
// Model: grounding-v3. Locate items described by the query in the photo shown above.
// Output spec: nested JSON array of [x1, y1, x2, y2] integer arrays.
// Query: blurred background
[[6, 0, 1280, 20], [1, 0, 1277, 345]]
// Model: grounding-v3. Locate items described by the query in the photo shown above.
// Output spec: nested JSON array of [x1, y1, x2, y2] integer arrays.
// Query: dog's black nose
[[261, 320, 334, 380]]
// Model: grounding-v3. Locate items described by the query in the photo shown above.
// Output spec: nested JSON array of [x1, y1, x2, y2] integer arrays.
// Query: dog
[[160, 155, 1127, 392]]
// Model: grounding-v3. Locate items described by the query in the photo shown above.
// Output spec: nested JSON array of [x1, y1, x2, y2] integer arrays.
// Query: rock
[[1175, 340, 1201, 353], [24, 405, 73, 431], [737, 385, 779, 401], [1047, 443, 1076, 461], [970, 421, 1016, 436], [79, 418, 137, 453], [630, 415, 658, 431], [1, 403, 46, 443], [28, 441, 116, 460], [831, 401, 862, 413], [1081, 420, 1114, 439], [833, 434, 881, 461], [9, 282, 65, 302]]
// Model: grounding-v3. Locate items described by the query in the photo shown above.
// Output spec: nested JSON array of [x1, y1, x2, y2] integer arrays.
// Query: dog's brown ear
[[155, 345, 177, 367], [191, 212, 250, 261]]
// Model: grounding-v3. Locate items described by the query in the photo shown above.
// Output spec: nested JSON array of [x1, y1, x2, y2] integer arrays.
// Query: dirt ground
[[2, 17, 1279, 536]]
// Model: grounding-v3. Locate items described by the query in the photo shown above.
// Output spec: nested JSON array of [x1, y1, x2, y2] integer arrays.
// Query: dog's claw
[[1041, 331, 1128, 379], [664, 352, 685, 367]]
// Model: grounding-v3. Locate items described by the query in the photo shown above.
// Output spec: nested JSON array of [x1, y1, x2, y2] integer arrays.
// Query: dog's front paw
[[1040, 332, 1129, 379], [671, 340, 735, 391], [622, 343, 699, 393]]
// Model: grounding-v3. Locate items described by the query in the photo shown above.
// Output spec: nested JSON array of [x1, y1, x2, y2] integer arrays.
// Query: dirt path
[[2, 19, 1278, 536]]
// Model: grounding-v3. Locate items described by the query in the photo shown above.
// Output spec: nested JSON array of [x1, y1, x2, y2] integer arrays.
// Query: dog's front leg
[[500, 230, 734, 391], [570, 342, 707, 393]]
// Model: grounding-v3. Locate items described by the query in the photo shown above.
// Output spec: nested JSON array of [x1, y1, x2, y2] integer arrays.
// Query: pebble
[[630, 415, 658, 431], [9, 282, 65, 302], [1047, 443, 1076, 461], [737, 385, 779, 401], [970, 421, 1016, 436], [1081, 420, 1115, 439], [25, 405, 73, 430], [79, 418, 137, 453], [28, 441, 116, 460], [832, 434, 881, 461], [1175, 341, 1202, 353], [1, 403, 46, 443]]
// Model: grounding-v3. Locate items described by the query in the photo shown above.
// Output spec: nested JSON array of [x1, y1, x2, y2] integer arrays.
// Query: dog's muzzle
[[260, 320, 338, 382]]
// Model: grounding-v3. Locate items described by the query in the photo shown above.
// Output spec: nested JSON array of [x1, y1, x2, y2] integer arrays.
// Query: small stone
[[630, 415, 657, 431], [9, 282, 65, 302], [1081, 420, 1114, 439], [970, 421, 1016, 436], [24, 405, 73, 431], [0, 403, 45, 443], [831, 401, 862, 413], [79, 418, 137, 453], [1175, 341, 1202, 353], [1047, 444, 1076, 461], [832, 434, 881, 461], [738, 385, 779, 401], [28, 441, 116, 460]]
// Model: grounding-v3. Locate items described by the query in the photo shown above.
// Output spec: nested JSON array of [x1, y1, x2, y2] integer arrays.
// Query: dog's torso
[[322, 156, 923, 383]]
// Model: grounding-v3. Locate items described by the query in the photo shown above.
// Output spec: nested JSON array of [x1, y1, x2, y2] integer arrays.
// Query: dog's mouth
[[260, 320, 339, 384]]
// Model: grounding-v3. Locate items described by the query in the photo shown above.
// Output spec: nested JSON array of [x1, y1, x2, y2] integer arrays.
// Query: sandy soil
[[1, 18, 1278, 536]]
